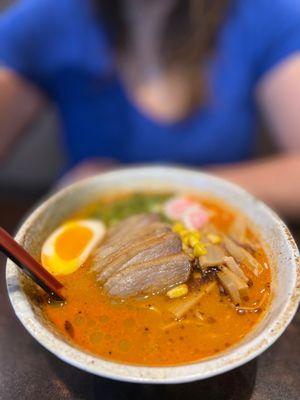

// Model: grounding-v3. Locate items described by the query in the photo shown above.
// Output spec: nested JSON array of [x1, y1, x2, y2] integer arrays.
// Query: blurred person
[[0, 0, 300, 217]]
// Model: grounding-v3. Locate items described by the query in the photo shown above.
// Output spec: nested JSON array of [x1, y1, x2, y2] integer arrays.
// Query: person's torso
[[39, 0, 258, 167]]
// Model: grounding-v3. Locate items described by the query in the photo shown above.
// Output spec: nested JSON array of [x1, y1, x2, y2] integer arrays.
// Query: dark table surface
[[0, 197, 299, 400]]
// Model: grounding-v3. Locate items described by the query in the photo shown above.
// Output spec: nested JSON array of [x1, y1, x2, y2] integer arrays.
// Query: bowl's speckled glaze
[[5, 167, 300, 383]]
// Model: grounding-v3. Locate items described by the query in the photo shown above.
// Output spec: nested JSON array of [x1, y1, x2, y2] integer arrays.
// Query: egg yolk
[[54, 225, 93, 260], [41, 219, 106, 276]]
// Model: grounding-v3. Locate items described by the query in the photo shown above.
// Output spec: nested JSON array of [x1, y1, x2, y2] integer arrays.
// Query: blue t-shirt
[[1, 0, 300, 167]]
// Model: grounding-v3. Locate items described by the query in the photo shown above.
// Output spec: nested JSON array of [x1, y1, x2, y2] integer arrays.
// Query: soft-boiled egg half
[[41, 219, 106, 276]]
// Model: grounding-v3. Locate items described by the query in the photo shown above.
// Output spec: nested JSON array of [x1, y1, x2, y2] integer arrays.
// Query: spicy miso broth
[[36, 192, 271, 366]]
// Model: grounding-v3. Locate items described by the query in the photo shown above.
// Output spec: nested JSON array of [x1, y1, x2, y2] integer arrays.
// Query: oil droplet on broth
[[74, 315, 85, 326], [90, 331, 103, 345], [99, 315, 109, 324], [87, 319, 96, 328], [119, 339, 131, 352], [123, 318, 135, 328]]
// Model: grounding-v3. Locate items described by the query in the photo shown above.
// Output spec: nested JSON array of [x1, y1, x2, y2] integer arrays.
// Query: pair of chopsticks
[[0, 227, 65, 301]]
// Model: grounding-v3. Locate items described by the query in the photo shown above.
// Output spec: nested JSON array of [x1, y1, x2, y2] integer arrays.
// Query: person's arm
[[210, 154, 300, 218], [0, 68, 45, 160], [210, 54, 300, 218]]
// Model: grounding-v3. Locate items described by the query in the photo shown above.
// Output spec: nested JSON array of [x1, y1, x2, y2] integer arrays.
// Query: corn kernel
[[194, 243, 207, 257], [193, 272, 201, 279], [172, 222, 185, 233], [182, 236, 190, 246], [188, 235, 199, 247], [166, 284, 188, 299], [180, 229, 189, 237], [182, 243, 189, 252], [190, 231, 201, 239], [207, 233, 221, 244]]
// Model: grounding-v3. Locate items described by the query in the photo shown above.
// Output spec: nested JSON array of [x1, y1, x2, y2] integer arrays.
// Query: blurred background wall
[[0, 0, 65, 194]]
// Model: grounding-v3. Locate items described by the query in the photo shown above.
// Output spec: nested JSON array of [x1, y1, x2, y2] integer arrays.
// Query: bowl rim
[[5, 166, 300, 384]]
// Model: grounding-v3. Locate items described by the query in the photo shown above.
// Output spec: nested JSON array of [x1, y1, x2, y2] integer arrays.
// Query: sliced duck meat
[[104, 253, 191, 297], [199, 244, 226, 268], [91, 224, 171, 274], [92, 223, 170, 272], [91, 214, 164, 271], [98, 231, 182, 282], [106, 213, 160, 244]]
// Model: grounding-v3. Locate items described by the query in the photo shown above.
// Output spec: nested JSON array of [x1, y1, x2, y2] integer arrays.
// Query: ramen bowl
[[6, 166, 300, 383]]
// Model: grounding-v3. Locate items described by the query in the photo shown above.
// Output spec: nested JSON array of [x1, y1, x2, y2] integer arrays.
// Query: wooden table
[[0, 197, 299, 400]]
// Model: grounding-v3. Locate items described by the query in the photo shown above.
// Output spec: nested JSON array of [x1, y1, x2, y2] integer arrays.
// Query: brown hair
[[96, 0, 229, 108]]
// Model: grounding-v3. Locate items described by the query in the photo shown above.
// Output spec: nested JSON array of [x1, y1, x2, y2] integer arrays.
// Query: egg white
[[41, 219, 106, 276]]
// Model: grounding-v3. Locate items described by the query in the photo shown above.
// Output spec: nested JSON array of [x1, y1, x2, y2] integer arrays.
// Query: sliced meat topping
[[92, 223, 170, 272], [98, 231, 182, 283], [104, 253, 191, 297], [90, 214, 191, 297]]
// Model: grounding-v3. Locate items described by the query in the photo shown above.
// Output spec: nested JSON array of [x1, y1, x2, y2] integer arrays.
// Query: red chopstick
[[0, 227, 65, 301]]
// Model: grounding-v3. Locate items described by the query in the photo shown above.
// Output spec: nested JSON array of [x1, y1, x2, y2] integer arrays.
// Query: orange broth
[[41, 193, 271, 366]]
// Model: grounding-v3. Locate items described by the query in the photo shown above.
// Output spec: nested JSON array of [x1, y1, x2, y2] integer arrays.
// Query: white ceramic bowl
[[6, 167, 300, 384]]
